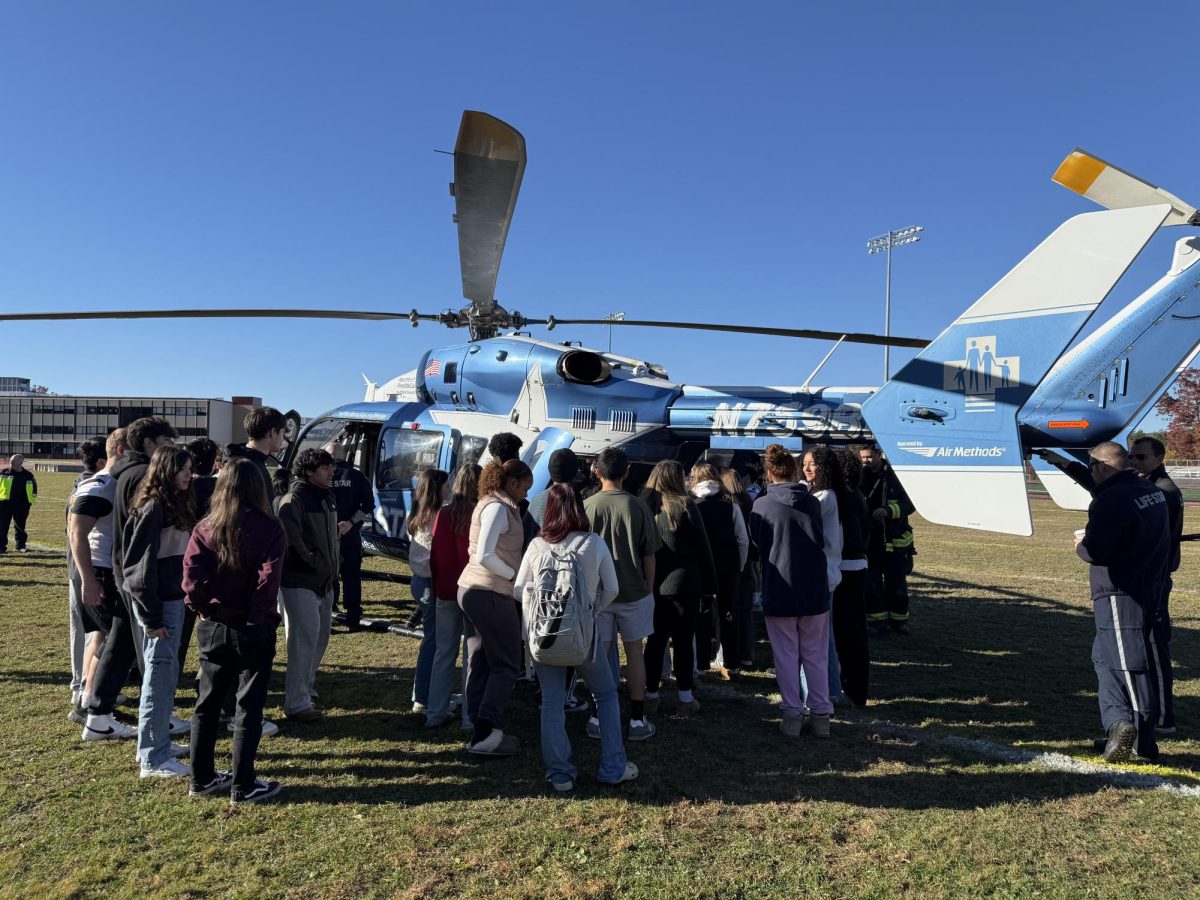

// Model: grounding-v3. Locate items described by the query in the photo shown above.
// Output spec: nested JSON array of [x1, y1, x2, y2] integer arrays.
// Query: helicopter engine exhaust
[[557, 349, 611, 385]]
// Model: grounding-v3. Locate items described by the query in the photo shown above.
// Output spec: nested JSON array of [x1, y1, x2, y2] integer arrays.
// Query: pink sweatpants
[[765, 612, 832, 716]]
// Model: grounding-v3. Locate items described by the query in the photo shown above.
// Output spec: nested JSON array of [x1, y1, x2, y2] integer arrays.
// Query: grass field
[[2, 473, 1200, 897]]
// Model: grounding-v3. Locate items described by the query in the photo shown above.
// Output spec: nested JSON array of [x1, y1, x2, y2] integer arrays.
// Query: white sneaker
[[168, 716, 191, 737], [449, 694, 462, 712], [140, 757, 190, 779], [82, 713, 136, 741], [602, 761, 639, 785], [227, 719, 280, 737], [412, 702, 427, 714], [169, 742, 189, 758]]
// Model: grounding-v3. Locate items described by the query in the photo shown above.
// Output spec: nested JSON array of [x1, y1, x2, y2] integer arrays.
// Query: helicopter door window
[[458, 435, 487, 470], [292, 418, 349, 460], [377, 428, 445, 492], [443, 362, 458, 384]]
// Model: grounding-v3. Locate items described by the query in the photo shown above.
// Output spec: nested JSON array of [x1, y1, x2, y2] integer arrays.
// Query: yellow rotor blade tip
[[1053, 151, 1106, 196]]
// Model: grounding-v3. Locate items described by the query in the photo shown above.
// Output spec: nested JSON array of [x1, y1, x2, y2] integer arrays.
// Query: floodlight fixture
[[603, 311, 625, 352], [866, 226, 924, 379]]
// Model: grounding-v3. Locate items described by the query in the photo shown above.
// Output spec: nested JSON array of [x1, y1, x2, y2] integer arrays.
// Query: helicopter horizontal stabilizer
[[1029, 453, 1092, 511], [861, 204, 1169, 535]]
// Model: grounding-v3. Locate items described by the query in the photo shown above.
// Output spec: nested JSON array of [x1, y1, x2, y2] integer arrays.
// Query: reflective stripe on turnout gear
[[886, 531, 914, 551]]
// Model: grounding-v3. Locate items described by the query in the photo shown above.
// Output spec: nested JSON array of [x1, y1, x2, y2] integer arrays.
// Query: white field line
[[696, 682, 1200, 800]]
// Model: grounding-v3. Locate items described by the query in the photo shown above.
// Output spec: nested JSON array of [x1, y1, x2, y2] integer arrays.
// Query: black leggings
[[833, 569, 870, 705], [645, 593, 700, 693]]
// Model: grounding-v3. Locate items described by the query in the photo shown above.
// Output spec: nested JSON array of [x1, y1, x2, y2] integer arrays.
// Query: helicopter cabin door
[[524, 427, 576, 499], [373, 422, 455, 555]]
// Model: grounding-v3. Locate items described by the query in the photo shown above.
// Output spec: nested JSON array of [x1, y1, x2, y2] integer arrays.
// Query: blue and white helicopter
[[5, 113, 1197, 549]]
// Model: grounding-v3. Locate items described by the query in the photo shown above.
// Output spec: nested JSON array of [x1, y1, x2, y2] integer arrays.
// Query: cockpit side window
[[377, 429, 445, 491]]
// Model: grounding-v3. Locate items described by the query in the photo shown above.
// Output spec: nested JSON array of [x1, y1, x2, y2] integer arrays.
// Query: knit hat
[[547, 448, 580, 484]]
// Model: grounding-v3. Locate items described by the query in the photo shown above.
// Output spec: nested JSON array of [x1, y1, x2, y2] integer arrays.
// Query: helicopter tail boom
[[861, 204, 1169, 535]]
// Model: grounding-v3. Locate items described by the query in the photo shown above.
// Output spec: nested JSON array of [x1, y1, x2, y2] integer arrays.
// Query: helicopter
[[2, 113, 1198, 545]]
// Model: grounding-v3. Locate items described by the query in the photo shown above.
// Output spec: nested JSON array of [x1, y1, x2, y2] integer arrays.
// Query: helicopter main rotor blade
[[0, 308, 413, 322], [549, 318, 931, 349], [452, 111, 527, 309]]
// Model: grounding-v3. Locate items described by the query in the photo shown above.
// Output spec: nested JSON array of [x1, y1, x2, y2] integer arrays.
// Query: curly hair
[[487, 432, 524, 464], [803, 446, 847, 496], [764, 444, 796, 482], [479, 458, 533, 499], [836, 447, 863, 491]]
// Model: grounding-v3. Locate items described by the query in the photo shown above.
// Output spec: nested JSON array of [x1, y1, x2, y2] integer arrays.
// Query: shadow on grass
[[871, 571, 1200, 750], [224, 662, 1127, 812]]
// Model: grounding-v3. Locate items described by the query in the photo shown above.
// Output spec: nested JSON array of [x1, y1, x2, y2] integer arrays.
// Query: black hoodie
[[110, 451, 150, 590], [1077, 469, 1170, 607], [223, 443, 276, 498]]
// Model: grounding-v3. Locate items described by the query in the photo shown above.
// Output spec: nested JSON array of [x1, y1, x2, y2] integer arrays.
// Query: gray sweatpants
[[68, 574, 85, 700], [282, 587, 334, 715]]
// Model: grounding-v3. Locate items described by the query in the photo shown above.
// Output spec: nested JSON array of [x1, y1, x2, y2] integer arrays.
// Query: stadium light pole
[[603, 311, 625, 353], [867, 226, 923, 381]]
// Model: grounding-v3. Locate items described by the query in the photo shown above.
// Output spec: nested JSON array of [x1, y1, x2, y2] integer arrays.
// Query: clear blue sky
[[0, 2, 1191, 424]]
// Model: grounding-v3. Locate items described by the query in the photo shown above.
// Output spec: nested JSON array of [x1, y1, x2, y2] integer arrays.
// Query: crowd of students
[[60, 405, 920, 802]]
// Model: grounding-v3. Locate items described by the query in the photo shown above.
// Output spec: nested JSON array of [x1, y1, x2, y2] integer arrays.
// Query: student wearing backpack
[[515, 483, 638, 791]]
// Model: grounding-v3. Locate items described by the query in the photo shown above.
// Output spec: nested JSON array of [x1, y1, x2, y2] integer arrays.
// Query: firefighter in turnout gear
[[1077, 441, 1170, 763], [857, 447, 915, 634], [0, 454, 38, 553], [324, 442, 373, 630]]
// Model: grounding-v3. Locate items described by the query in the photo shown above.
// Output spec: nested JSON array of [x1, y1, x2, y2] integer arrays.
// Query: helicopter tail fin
[[861, 205, 1169, 535]]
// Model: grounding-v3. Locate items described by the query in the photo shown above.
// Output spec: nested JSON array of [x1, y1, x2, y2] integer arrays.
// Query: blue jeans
[[427, 598, 464, 725], [536, 651, 628, 785], [410, 575, 436, 705], [135, 599, 185, 769]]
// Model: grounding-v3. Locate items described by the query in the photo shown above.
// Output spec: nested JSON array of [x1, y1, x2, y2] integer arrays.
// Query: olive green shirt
[[583, 489, 662, 604]]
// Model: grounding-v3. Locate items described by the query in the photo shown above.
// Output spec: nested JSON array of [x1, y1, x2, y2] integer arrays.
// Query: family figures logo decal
[[942, 335, 1021, 413]]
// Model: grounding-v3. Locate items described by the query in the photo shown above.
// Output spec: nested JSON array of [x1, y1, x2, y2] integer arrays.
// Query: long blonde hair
[[641, 459, 689, 530], [204, 457, 276, 571]]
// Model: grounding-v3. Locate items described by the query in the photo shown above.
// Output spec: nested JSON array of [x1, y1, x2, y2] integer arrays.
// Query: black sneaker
[[888, 620, 910, 635], [231, 778, 282, 805], [67, 704, 88, 726], [1102, 721, 1137, 763], [189, 771, 234, 797], [404, 609, 425, 629]]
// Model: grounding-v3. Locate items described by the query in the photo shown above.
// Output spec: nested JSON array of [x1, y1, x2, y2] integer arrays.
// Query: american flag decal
[[424, 359, 441, 378]]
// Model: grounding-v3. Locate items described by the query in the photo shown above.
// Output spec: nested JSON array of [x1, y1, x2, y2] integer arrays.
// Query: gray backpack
[[525, 534, 595, 667]]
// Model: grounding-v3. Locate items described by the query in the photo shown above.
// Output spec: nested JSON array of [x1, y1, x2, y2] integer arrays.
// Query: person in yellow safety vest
[[0, 453, 39, 553], [856, 446, 916, 635]]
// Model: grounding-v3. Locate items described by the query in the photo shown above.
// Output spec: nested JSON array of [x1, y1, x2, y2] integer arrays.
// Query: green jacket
[[0, 469, 37, 505], [277, 480, 340, 594]]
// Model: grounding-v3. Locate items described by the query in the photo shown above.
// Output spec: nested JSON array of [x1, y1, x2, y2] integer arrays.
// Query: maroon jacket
[[183, 507, 287, 627], [429, 505, 471, 602]]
